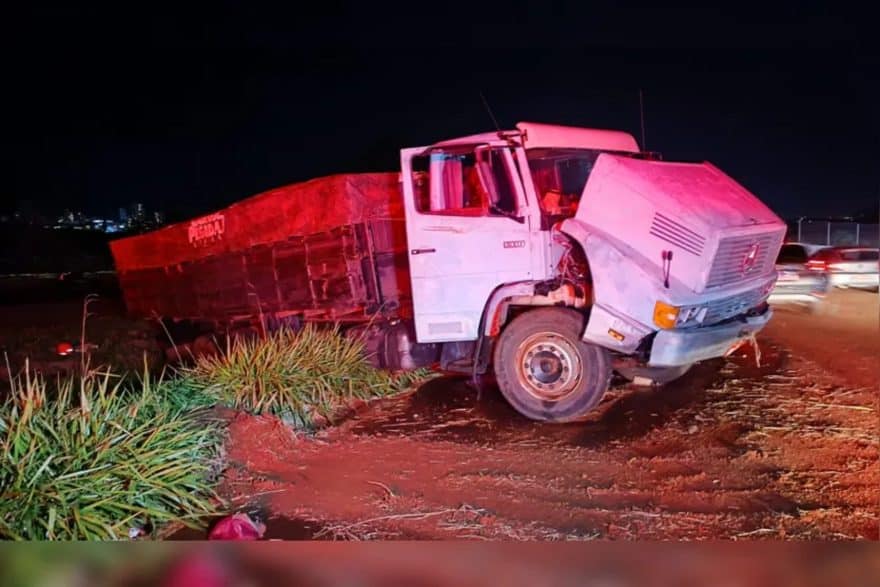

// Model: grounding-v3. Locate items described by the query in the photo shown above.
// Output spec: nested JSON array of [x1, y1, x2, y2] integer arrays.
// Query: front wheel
[[493, 308, 611, 422]]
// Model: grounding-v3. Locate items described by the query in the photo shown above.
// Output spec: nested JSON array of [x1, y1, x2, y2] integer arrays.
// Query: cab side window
[[411, 147, 519, 217]]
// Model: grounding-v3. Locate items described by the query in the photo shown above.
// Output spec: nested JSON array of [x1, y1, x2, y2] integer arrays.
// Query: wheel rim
[[515, 332, 582, 401]]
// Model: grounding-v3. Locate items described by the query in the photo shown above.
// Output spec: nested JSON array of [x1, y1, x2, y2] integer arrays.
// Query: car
[[768, 242, 830, 308], [807, 247, 880, 290]]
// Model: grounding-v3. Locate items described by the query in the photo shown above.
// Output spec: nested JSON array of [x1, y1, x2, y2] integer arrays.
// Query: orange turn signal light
[[653, 301, 680, 329]]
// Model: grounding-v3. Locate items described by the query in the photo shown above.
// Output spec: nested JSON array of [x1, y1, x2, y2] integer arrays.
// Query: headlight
[[677, 304, 708, 326], [678, 306, 697, 323]]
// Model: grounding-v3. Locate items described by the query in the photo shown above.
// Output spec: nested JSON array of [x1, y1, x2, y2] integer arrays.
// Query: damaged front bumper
[[648, 305, 772, 367]]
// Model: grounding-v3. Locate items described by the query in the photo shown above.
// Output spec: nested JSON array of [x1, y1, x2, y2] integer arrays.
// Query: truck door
[[401, 144, 534, 343]]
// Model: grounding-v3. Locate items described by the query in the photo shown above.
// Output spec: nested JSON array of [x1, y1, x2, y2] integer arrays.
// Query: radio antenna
[[479, 91, 502, 134], [639, 88, 647, 150]]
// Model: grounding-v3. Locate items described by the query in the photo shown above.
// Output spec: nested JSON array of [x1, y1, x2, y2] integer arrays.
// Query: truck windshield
[[526, 148, 601, 226]]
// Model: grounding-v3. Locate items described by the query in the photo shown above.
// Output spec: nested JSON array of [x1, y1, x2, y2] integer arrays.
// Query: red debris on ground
[[55, 341, 74, 356], [208, 513, 266, 541]]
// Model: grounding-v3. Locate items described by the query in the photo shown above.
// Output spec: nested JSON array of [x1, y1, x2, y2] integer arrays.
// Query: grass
[[179, 325, 433, 428], [0, 361, 224, 540], [0, 315, 433, 539]]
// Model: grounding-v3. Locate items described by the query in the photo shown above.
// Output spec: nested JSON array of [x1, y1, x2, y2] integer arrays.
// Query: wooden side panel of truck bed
[[110, 173, 411, 323]]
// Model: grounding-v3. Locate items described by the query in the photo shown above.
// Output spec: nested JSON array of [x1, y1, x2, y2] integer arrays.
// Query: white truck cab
[[400, 122, 786, 422]]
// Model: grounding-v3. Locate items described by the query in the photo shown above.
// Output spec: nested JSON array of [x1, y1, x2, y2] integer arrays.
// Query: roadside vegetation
[[0, 323, 430, 540], [180, 325, 432, 428], [0, 363, 222, 540]]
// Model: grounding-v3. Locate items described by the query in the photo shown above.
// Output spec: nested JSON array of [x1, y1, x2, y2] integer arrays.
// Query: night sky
[[3, 3, 877, 223]]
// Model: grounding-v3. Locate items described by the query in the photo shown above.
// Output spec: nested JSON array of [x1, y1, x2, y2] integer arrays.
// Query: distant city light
[[1, 202, 166, 233]]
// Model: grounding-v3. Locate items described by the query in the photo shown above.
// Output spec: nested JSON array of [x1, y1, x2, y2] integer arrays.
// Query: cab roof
[[431, 121, 640, 153]]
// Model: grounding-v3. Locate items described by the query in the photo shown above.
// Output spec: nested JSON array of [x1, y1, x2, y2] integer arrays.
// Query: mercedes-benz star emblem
[[742, 242, 760, 273]]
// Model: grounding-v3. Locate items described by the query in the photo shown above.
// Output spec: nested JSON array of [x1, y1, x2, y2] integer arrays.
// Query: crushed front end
[[558, 153, 786, 370]]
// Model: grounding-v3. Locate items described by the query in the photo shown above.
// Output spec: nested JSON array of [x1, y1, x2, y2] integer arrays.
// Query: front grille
[[703, 286, 767, 325], [706, 232, 780, 289]]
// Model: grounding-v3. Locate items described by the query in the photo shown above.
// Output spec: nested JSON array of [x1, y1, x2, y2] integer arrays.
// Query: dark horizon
[[4, 5, 878, 224]]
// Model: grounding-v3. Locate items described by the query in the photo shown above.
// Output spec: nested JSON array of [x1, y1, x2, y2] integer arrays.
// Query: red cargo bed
[[110, 173, 410, 323]]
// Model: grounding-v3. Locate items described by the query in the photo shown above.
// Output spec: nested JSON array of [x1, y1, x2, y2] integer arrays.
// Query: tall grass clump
[[0, 363, 223, 540], [180, 325, 432, 427]]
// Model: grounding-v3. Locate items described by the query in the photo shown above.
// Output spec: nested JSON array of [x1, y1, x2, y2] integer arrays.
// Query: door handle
[[411, 248, 436, 255]]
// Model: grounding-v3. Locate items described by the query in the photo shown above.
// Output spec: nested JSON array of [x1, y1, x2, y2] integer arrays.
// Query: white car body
[[819, 248, 880, 289]]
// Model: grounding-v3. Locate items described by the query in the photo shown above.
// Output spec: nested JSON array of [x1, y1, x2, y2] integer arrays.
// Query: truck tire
[[493, 307, 611, 422]]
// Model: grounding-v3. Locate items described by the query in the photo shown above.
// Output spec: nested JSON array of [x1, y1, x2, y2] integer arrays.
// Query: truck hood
[[572, 154, 786, 294]]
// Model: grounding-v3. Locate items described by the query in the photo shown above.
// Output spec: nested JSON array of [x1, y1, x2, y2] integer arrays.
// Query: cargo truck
[[111, 122, 786, 422]]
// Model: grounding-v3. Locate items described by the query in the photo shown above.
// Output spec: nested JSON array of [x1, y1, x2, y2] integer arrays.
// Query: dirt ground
[[208, 289, 879, 541], [1, 284, 876, 541]]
